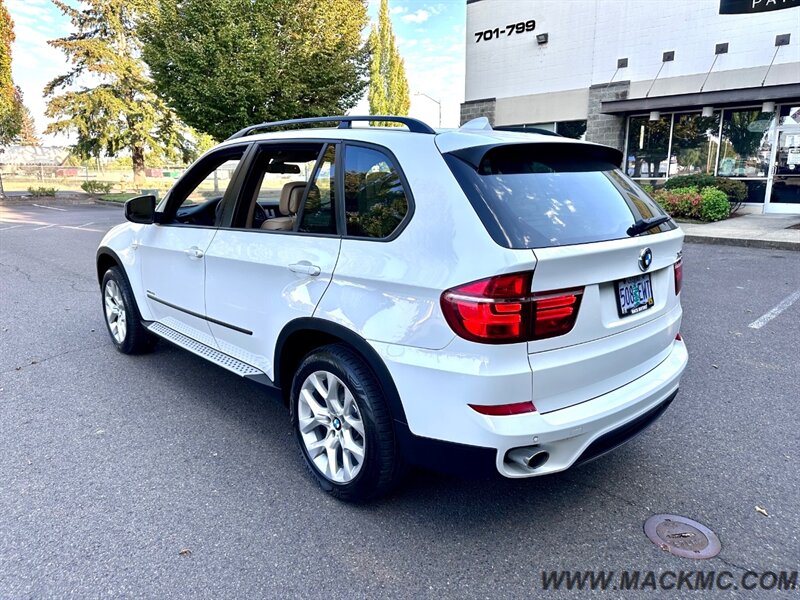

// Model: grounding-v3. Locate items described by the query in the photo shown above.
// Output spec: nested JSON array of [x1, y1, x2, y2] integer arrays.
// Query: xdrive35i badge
[[639, 248, 653, 272]]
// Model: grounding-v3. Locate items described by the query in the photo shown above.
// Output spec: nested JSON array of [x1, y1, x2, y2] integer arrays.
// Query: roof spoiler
[[447, 142, 624, 170]]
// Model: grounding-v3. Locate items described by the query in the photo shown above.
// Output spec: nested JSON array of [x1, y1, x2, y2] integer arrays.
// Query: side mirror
[[124, 195, 157, 224]]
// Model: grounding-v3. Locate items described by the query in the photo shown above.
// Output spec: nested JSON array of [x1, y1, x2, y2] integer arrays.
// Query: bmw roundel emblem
[[639, 248, 653, 272], [332, 417, 342, 430]]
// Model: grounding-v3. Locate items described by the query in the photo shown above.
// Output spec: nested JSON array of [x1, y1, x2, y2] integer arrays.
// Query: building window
[[626, 115, 671, 179], [779, 105, 800, 126], [503, 121, 586, 139], [669, 112, 720, 177], [717, 109, 776, 178], [557, 120, 587, 140]]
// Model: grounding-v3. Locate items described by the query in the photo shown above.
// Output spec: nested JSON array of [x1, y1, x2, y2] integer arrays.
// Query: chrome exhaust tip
[[506, 446, 550, 470]]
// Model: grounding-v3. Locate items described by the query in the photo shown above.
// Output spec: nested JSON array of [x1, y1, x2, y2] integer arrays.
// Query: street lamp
[[414, 92, 441, 128]]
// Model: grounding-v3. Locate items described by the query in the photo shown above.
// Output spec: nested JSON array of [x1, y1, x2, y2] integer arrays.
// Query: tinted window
[[298, 145, 337, 234], [445, 143, 675, 249], [344, 146, 409, 238]]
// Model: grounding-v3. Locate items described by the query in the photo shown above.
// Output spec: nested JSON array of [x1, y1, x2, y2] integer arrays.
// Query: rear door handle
[[184, 246, 204, 259], [288, 262, 321, 276]]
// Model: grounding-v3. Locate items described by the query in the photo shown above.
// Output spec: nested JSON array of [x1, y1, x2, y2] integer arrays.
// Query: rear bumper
[[381, 337, 687, 478]]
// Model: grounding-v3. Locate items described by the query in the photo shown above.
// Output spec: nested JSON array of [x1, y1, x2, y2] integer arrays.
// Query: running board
[[148, 321, 264, 378]]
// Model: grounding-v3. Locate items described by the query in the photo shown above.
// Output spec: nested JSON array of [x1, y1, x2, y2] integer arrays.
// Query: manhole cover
[[644, 515, 721, 559]]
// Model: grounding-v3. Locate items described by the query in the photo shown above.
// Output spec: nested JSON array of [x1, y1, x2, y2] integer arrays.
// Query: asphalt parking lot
[[1, 201, 798, 599]]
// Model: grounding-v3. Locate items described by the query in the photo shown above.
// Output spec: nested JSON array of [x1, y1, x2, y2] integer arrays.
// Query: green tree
[[17, 102, 39, 145], [0, 0, 23, 144], [141, 0, 369, 141], [44, 0, 191, 184], [367, 0, 410, 122]]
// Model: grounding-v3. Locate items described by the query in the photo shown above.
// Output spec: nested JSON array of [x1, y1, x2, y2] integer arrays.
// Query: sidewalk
[[680, 213, 800, 251]]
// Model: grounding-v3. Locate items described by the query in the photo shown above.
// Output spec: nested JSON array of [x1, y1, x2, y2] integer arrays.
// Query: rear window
[[444, 143, 675, 249]]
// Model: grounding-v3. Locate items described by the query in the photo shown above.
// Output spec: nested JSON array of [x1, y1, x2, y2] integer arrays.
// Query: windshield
[[444, 143, 675, 249]]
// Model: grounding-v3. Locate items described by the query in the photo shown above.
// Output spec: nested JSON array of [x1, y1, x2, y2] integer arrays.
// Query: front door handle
[[288, 262, 321, 276], [184, 246, 204, 259]]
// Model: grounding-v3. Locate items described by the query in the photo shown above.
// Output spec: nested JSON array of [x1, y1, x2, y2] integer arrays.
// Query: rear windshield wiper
[[627, 215, 671, 237]]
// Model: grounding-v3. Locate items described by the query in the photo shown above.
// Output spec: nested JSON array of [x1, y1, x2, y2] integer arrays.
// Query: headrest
[[279, 182, 306, 215]]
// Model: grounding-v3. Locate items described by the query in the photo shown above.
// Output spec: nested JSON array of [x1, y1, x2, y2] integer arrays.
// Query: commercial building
[[461, 0, 800, 213]]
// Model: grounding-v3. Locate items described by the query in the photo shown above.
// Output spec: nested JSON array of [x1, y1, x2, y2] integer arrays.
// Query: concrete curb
[[684, 235, 800, 252], [93, 199, 125, 207]]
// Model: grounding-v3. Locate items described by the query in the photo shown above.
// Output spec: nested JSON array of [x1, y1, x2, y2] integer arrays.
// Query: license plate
[[615, 274, 654, 317]]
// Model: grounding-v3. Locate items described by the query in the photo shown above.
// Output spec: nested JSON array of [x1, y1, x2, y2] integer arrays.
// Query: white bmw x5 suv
[[97, 115, 687, 502]]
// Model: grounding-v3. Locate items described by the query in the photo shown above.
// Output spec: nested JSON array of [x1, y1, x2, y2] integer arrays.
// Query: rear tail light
[[469, 401, 537, 416], [674, 258, 683, 295], [440, 271, 583, 344]]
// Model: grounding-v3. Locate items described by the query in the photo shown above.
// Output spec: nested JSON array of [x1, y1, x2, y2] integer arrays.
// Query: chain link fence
[[0, 164, 189, 196]]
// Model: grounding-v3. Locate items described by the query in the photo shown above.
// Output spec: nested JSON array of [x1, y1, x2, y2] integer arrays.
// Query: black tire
[[290, 344, 403, 502], [101, 266, 157, 355]]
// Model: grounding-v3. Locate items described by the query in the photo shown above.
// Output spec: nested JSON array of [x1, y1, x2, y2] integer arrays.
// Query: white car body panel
[[138, 225, 219, 347], [203, 229, 341, 377], [98, 222, 152, 320]]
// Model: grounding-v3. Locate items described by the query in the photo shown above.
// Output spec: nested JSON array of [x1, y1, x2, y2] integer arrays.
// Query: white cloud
[[390, 5, 407, 14], [401, 9, 430, 24], [396, 37, 418, 49]]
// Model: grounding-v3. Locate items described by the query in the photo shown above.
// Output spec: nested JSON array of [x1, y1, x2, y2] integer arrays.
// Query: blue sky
[[6, 0, 466, 143]]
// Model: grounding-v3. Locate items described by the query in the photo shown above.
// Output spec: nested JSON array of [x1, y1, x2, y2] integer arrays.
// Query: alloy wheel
[[297, 370, 366, 483], [104, 279, 127, 344]]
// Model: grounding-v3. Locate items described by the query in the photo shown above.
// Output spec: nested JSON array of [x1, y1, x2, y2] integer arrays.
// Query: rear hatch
[[441, 137, 683, 413]]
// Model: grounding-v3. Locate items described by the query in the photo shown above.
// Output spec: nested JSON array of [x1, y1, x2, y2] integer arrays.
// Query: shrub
[[653, 185, 731, 222], [81, 180, 114, 195], [27, 186, 57, 197], [698, 187, 730, 222], [664, 174, 746, 212], [652, 186, 703, 220]]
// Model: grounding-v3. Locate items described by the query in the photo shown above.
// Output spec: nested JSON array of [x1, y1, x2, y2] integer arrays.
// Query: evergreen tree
[[0, 0, 23, 144], [367, 0, 409, 123], [44, 0, 191, 183], [17, 102, 39, 145]]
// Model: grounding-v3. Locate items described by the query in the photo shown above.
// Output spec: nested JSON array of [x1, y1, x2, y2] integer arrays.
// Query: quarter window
[[343, 146, 409, 239]]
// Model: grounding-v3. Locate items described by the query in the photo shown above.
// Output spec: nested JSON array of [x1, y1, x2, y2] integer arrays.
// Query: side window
[[298, 145, 337, 234], [343, 145, 409, 239], [178, 159, 241, 208], [233, 143, 323, 230], [166, 146, 245, 225]]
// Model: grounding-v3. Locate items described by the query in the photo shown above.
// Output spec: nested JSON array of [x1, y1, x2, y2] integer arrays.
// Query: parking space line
[[33, 224, 56, 231], [58, 225, 104, 232], [32, 204, 68, 211], [748, 289, 800, 330], [0, 224, 23, 231]]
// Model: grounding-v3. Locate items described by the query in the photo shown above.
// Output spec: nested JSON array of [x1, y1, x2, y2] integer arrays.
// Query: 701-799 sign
[[474, 20, 535, 43]]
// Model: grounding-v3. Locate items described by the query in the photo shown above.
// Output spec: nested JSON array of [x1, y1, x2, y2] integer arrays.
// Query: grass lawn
[[99, 193, 138, 203]]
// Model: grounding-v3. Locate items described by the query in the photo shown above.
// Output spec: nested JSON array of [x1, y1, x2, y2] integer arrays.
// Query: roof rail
[[226, 115, 436, 140], [493, 126, 563, 137]]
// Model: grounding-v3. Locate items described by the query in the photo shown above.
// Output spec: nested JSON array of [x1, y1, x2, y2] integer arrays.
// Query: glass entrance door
[[765, 127, 800, 214]]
